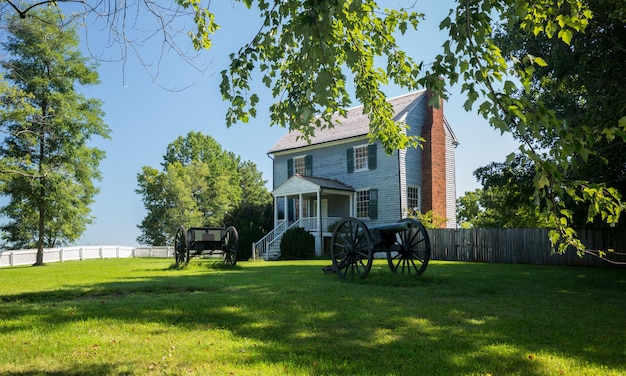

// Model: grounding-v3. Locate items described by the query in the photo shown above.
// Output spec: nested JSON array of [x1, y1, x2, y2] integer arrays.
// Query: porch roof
[[273, 174, 354, 197]]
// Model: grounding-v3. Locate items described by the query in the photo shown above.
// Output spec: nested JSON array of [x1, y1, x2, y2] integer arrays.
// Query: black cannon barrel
[[372, 219, 415, 234]]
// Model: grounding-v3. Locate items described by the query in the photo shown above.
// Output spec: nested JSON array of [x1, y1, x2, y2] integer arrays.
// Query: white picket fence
[[0, 245, 174, 268]]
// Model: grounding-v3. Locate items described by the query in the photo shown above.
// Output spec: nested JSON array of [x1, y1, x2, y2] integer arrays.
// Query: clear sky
[[75, 1, 520, 246]]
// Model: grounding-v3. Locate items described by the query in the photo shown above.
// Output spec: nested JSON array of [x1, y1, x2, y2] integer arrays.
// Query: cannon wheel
[[174, 226, 190, 267], [221, 226, 239, 265], [330, 217, 374, 279], [387, 218, 431, 276]]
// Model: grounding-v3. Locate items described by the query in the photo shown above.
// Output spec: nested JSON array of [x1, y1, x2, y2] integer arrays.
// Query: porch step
[[266, 245, 281, 260]]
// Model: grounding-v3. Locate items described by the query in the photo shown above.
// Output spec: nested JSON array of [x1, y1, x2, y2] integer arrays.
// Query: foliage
[[457, 154, 552, 228], [223, 0, 625, 254], [456, 190, 481, 229], [279, 226, 315, 260], [493, 0, 626, 231], [136, 131, 270, 246], [0, 9, 109, 264], [227, 202, 273, 261], [4, 1, 625, 254], [406, 209, 447, 229], [221, 1, 425, 154]]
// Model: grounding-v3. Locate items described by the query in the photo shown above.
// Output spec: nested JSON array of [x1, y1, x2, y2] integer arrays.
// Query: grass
[[0, 258, 624, 375]]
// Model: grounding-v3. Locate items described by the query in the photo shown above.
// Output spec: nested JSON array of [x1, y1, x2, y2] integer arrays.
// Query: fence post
[[79, 247, 84, 260], [9, 252, 14, 267], [99, 247, 103, 259]]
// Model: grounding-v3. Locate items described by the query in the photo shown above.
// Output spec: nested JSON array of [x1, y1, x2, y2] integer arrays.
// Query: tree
[[493, 0, 626, 231], [457, 155, 555, 228], [0, 9, 110, 265], [456, 190, 482, 229], [227, 0, 625, 254], [228, 201, 272, 261], [136, 131, 271, 247], [4, 1, 625, 255]]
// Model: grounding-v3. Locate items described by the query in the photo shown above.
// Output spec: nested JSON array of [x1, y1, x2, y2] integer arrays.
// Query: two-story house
[[254, 90, 458, 260]]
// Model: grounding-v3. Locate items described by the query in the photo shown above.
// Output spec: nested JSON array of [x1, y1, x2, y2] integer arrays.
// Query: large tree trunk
[[36, 201, 45, 266], [35, 129, 46, 266]]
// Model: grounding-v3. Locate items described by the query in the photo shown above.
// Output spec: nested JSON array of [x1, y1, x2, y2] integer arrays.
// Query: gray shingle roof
[[297, 175, 354, 191], [267, 90, 427, 154]]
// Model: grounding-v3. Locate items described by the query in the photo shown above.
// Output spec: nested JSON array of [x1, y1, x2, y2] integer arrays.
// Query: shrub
[[279, 227, 315, 260]]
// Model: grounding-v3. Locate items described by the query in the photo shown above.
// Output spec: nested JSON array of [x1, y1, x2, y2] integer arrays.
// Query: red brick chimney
[[421, 91, 447, 228]]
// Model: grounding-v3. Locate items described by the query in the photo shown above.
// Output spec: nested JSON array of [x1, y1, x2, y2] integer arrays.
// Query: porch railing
[[298, 216, 342, 232], [252, 217, 342, 260]]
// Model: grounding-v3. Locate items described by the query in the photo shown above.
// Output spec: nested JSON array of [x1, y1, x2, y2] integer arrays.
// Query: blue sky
[[75, 1, 519, 246]]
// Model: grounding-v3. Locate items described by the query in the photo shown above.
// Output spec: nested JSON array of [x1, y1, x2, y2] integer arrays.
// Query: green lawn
[[1, 258, 624, 375]]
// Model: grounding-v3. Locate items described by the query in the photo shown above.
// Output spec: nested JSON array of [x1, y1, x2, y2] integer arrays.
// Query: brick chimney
[[421, 91, 447, 228]]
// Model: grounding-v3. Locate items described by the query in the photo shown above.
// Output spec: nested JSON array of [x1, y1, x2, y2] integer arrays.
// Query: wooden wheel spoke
[[331, 218, 373, 280]]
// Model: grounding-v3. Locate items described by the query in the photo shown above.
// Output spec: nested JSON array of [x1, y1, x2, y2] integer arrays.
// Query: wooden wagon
[[174, 225, 239, 267]]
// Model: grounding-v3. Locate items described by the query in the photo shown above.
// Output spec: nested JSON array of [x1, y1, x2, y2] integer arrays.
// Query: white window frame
[[293, 155, 307, 176], [353, 144, 369, 172], [356, 189, 370, 219], [407, 186, 421, 213]]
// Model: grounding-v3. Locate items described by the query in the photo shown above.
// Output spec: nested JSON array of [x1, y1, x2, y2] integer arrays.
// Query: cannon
[[174, 225, 239, 267], [329, 217, 431, 279]]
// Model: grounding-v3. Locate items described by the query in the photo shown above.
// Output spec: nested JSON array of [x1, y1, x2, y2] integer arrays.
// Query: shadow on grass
[[1, 260, 625, 375]]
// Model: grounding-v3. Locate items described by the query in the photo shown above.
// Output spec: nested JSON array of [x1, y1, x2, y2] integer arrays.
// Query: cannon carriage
[[174, 225, 239, 267], [330, 217, 431, 279]]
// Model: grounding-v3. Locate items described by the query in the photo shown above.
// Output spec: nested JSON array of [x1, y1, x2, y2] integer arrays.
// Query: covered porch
[[254, 175, 354, 260]]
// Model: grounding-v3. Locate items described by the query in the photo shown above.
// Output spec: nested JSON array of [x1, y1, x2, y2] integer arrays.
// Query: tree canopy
[[457, 155, 551, 229], [136, 131, 271, 249], [0, 9, 110, 264], [3, 0, 625, 255]]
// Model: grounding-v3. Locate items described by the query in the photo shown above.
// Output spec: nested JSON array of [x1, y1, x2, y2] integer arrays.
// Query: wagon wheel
[[387, 218, 431, 276], [174, 226, 190, 267], [221, 226, 239, 266], [330, 217, 374, 279]]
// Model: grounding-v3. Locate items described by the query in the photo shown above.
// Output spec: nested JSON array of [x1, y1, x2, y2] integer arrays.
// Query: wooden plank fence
[[0, 246, 174, 268], [430, 228, 626, 267]]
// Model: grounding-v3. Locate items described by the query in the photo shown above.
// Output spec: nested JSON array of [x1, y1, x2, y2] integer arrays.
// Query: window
[[294, 199, 310, 219], [356, 189, 378, 219], [356, 190, 370, 218], [354, 145, 369, 171], [355, 189, 379, 219], [293, 156, 306, 175], [347, 144, 376, 173], [287, 155, 312, 177], [408, 186, 421, 213]]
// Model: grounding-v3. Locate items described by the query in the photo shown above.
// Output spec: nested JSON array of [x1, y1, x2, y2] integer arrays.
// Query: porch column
[[284, 196, 288, 222], [273, 196, 278, 227], [317, 189, 322, 257], [298, 193, 303, 221], [350, 192, 354, 217]]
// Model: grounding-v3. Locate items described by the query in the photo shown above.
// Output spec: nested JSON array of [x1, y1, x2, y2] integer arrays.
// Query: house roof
[[297, 175, 354, 191], [267, 90, 428, 154], [272, 174, 354, 197]]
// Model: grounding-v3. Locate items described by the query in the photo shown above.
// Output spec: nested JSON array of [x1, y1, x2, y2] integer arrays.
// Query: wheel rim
[[174, 226, 188, 266], [387, 219, 431, 276], [330, 218, 373, 279], [222, 226, 239, 265]]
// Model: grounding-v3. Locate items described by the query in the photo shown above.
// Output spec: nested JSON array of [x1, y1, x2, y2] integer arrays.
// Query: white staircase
[[253, 217, 342, 260]]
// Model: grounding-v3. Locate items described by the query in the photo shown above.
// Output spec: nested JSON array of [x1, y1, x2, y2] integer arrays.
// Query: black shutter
[[347, 148, 354, 173], [287, 198, 294, 221], [369, 189, 378, 220], [287, 158, 293, 177], [305, 155, 313, 176], [368, 144, 377, 170]]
